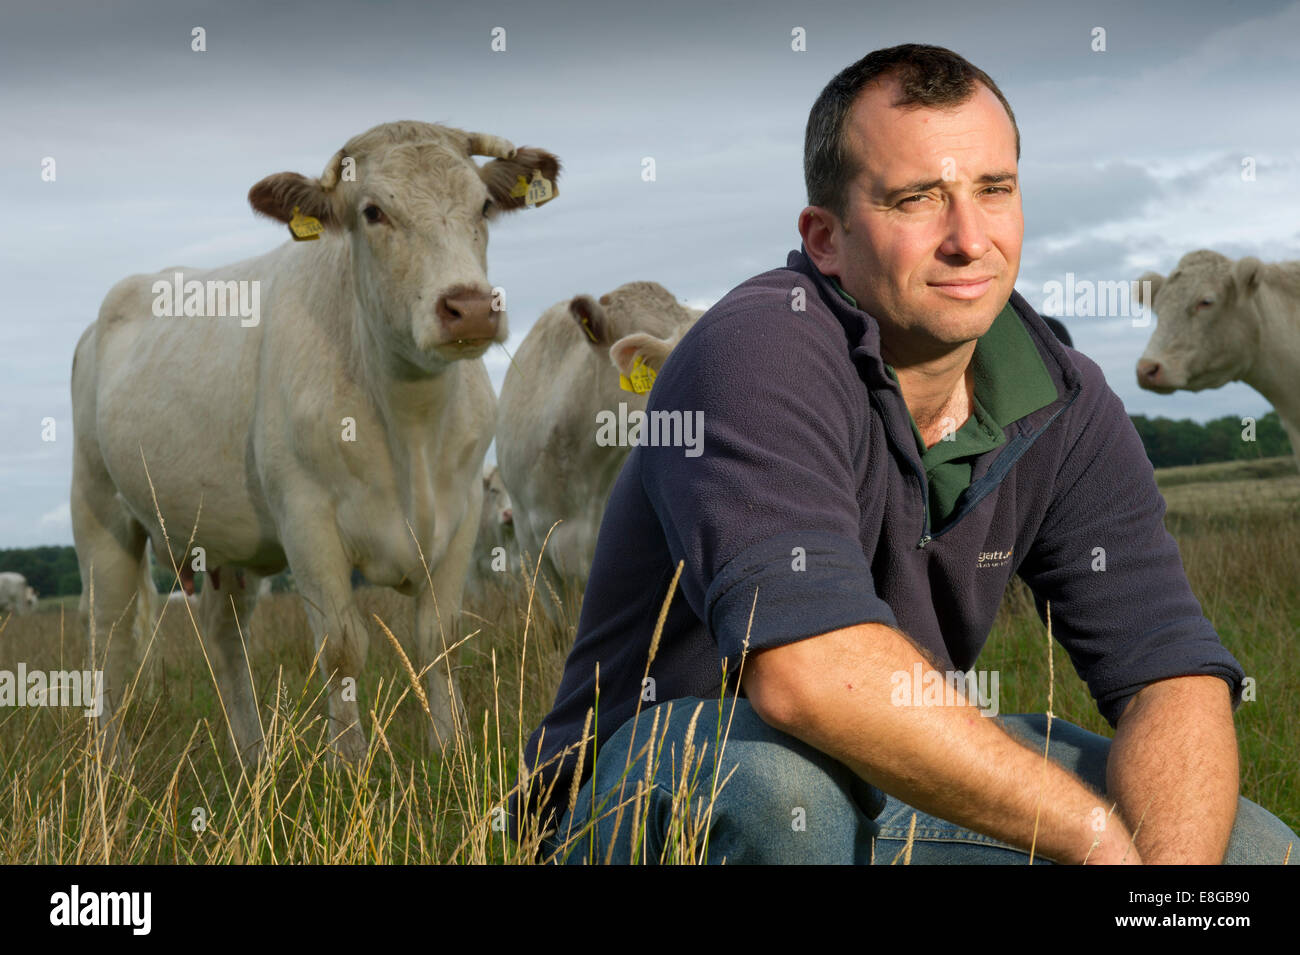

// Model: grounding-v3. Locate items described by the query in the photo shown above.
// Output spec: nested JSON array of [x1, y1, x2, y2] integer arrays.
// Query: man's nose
[[939, 195, 988, 260]]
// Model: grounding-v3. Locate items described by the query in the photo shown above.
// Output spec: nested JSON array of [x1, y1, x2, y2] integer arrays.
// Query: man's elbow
[[1117, 673, 1235, 727], [741, 645, 807, 734], [740, 621, 905, 733]]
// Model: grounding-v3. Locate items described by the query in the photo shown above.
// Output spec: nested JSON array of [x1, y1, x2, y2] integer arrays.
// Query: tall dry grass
[[1, 459, 1295, 862]]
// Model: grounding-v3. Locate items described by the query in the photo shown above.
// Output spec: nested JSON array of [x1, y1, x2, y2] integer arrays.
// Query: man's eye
[[899, 195, 927, 206]]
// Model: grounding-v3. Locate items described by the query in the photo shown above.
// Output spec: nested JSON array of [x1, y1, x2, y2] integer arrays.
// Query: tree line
[[3, 412, 1293, 597], [1130, 410, 1293, 469]]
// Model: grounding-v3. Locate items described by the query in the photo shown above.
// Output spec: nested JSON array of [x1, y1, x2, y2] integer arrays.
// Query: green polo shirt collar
[[828, 275, 1059, 526]]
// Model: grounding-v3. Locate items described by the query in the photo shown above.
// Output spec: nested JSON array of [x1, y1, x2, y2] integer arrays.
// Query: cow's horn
[[318, 148, 347, 191], [466, 132, 517, 160]]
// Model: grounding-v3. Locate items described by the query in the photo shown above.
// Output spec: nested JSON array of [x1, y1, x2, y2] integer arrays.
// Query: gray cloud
[[3, 0, 1299, 545]]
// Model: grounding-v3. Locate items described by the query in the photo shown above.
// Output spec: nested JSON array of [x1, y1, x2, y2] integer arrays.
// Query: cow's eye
[[363, 204, 386, 225], [1196, 297, 1214, 310], [481, 198, 493, 217]]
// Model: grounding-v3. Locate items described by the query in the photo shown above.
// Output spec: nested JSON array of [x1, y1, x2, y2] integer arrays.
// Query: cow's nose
[[1136, 359, 1162, 386], [437, 291, 499, 343], [501, 508, 513, 525]]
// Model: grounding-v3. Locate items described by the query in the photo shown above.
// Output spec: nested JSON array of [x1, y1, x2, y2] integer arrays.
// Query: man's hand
[[1108, 675, 1238, 864], [742, 621, 1142, 864]]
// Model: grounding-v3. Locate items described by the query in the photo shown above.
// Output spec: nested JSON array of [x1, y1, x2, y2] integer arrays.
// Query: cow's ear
[[248, 172, 338, 228], [1135, 271, 1163, 308], [570, 295, 609, 346], [479, 147, 562, 212], [610, 331, 676, 375], [1233, 256, 1262, 295]]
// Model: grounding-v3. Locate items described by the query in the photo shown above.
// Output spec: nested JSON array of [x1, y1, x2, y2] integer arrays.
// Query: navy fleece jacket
[[512, 247, 1245, 838]]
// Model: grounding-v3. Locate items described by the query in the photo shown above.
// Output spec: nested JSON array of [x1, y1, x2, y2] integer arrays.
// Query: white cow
[[1136, 250, 1300, 471], [0, 572, 39, 615], [70, 121, 560, 763], [496, 282, 701, 619]]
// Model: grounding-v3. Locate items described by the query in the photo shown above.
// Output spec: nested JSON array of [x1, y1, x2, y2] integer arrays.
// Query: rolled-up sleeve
[[639, 289, 898, 667], [1016, 358, 1245, 727]]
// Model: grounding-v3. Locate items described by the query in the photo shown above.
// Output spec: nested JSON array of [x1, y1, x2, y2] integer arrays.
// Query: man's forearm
[[743, 622, 1140, 864], [1108, 675, 1239, 864]]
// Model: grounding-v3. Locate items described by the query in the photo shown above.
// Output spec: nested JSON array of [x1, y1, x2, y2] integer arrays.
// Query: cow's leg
[[132, 557, 162, 697], [69, 449, 150, 764], [195, 568, 263, 766], [538, 522, 591, 627], [414, 491, 482, 751], [280, 531, 370, 763]]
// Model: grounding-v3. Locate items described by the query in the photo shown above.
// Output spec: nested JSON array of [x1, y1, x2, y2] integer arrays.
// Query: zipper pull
[[917, 535, 932, 549]]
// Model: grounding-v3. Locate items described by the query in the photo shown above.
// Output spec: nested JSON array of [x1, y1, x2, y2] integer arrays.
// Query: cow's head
[[566, 282, 701, 392], [1136, 250, 1263, 393], [249, 122, 560, 369], [482, 465, 513, 529], [21, 586, 38, 614]]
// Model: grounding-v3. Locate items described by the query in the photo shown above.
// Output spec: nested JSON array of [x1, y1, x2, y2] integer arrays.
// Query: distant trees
[[0, 547, 292, 598], [3, 412, 1291, 596], [0, 545, 78, 599], [1130, 410, 1293, 469]]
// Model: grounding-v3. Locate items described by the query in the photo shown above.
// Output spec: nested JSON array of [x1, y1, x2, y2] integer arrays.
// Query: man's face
[[812, 77, 1023, 360]]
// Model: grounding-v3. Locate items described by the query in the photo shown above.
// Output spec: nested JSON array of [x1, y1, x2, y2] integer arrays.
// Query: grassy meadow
[[1, 456, 1296, 863]]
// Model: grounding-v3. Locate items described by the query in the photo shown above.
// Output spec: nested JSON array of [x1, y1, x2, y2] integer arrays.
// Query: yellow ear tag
[[288, 206, 323, 241], [509, 175, 530, 199], [619, 354, 657, 395], [524, 169, 555, 207]]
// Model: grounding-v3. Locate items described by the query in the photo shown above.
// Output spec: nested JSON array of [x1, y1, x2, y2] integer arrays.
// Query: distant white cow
[[496, 282, 701, 617], [71, 121, 560, 763], [464, 464, 516, 611], [1136, 250, 1300, 471], [0, 572, 39, 615]]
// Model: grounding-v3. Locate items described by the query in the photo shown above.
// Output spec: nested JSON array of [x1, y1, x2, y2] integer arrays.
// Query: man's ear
[[479, 147, 562, 212], [798, 205, 845, 277]]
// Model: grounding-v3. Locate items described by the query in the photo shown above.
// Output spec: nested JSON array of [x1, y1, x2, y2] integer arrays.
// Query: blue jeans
[[540, 695, 1297, 864]]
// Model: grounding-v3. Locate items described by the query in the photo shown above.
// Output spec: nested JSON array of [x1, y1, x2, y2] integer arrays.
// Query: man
[[513, 44, 1297, 864]]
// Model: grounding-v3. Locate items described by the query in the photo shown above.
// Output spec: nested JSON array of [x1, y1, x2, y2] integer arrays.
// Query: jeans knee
[[1224, 796, 1298, 864]]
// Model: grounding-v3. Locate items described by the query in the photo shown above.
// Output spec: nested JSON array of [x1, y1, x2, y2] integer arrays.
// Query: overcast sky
[[3, 0, 1298, 548]]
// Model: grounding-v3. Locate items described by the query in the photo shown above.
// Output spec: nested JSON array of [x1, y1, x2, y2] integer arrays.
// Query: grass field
[[1, 456, 1296, 863]]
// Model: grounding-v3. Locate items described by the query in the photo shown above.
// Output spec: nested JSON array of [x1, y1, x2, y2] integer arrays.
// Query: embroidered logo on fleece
[[976, 546, 1013, 569]]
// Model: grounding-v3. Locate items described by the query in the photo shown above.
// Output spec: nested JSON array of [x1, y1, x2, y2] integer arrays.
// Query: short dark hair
[[804, 44, 1020, 221]]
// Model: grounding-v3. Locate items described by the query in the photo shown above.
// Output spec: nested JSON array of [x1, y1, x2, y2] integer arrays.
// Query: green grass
[[1, 457, 1296, 862]]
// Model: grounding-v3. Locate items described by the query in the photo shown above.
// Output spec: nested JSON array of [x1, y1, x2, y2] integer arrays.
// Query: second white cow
[[496, 282, 701, 621], [1136, 250, 1300, 471]]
